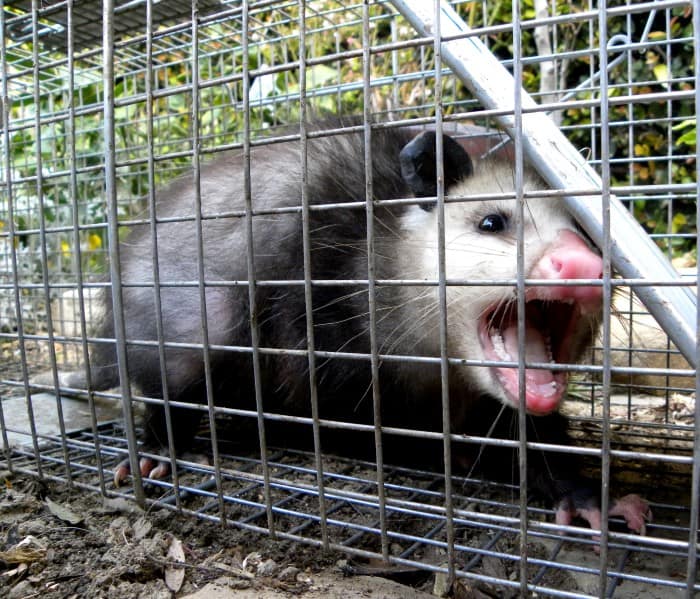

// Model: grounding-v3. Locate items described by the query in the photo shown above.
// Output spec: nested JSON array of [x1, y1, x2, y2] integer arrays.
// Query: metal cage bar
[[0, 1, 697, 597]]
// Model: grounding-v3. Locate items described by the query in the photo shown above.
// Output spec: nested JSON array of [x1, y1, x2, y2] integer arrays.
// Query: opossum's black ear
[[399, 131, 473, 212]]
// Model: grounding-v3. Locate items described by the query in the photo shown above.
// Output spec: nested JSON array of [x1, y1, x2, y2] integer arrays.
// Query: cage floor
[[5, 420, 698, 597]]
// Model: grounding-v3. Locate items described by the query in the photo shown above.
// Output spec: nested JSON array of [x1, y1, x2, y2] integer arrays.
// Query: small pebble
[[278, 565, 300, 581], [256, 558, 278, 577]]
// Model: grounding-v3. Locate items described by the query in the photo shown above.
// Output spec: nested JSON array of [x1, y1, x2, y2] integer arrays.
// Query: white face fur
[[395, 161, 600, 412]]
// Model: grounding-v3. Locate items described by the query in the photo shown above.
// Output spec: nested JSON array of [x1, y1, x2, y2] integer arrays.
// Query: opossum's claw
[[146, 461, 172, 480], [113, 460, 131, 488], [112, 457, 171, 487], [138, 457, 158, 478], [555, 491, 651, 551]]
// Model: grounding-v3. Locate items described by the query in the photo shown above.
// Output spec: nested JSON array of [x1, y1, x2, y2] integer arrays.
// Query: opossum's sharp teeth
[[536, 379, 560, 398], [544, 334, 553, 362], [491, 332, 512, 361], [480, 298, 582, 415]]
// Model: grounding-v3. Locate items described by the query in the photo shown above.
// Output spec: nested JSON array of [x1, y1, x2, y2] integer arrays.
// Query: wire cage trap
[[0, 1, 698, 597]]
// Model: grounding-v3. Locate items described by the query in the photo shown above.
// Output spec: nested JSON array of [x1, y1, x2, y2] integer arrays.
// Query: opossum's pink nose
[[546, 230, 603, 282], [530, 229, 603, 308]]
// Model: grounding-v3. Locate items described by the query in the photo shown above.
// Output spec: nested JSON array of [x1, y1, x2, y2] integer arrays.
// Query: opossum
[[61, 123, 649, 532]]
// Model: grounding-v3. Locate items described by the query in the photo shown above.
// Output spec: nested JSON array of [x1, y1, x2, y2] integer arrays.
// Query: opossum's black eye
[[478, 213, 508, 233]]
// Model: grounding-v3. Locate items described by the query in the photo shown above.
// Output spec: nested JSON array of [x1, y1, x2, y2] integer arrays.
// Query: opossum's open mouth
[[478, 299, 580, 415]]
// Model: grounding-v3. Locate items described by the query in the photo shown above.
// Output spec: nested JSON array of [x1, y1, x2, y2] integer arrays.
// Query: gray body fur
[[73, 124, 601, 499]]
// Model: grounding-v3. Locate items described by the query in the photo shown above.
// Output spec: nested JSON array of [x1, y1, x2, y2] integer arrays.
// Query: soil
[[0, 343, 444, 599], [0, 470, 445, 599], [0, 448, 695, 599]]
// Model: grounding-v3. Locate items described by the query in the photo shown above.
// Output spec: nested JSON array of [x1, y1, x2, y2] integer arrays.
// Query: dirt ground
[[0, 469, 451, 599], [0, 444, 695, 599]]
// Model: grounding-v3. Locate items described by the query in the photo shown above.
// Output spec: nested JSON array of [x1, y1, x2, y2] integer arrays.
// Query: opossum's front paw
[[113, 451, 212, 487], [113, 457, 171, 487], [555, 491, 651, 548]]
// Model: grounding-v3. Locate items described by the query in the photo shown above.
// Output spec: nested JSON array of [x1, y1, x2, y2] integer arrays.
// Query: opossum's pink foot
[[112, 452, 212, 487], [609, 494, 652, 535], [556, 502, 603, 550], [555, 493, 651, 551], [145, 460, 172, 480], [113, 457, 171, 487], [113, 461, 131, 488]]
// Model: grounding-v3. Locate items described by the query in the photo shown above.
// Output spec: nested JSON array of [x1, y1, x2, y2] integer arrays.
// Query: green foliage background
[[1, 0, 696, 292]]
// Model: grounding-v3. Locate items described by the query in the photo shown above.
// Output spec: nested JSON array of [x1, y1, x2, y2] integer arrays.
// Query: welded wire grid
[[6, 419, 699, 597], [0, 0, 698, 597]]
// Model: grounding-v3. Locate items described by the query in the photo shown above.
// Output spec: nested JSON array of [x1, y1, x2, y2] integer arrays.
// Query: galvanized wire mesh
[[0, 1, 698, 596]]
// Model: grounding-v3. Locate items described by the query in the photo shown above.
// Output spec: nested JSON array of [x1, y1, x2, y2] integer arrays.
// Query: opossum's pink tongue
[[501, 324, 565, 414], [502, 323, 552, 382], [498, 320, 563, 414]]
